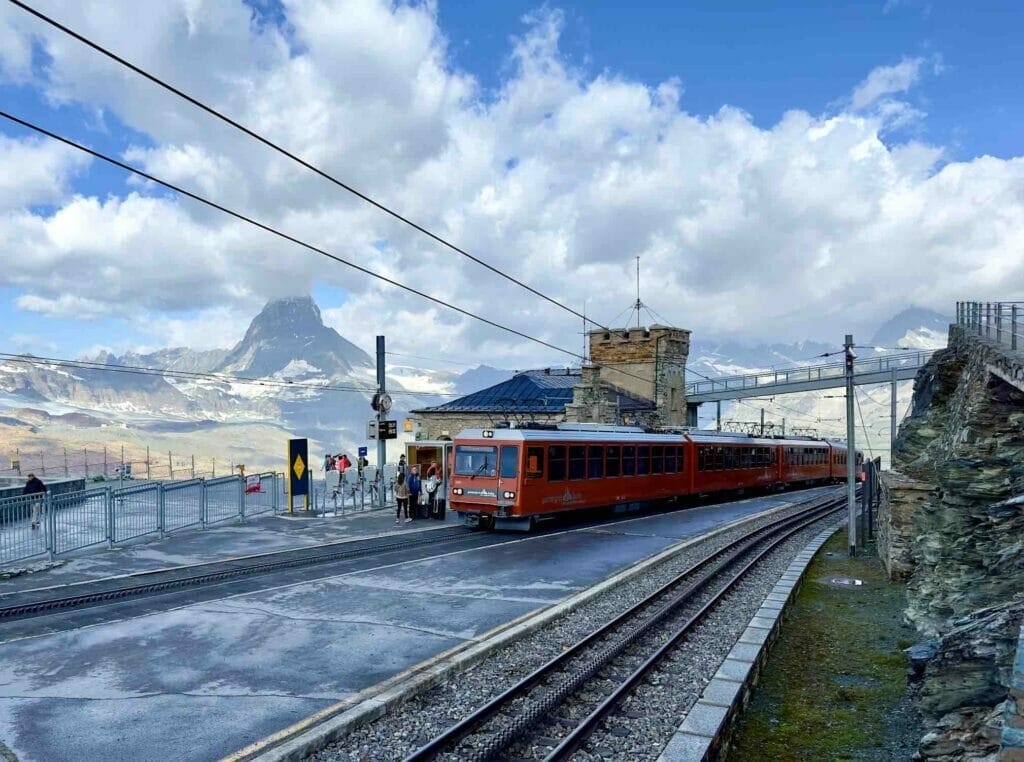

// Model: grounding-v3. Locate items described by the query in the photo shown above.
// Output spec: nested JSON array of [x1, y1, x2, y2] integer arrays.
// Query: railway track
[[404, 492, 845, 762], [0, 526, 479, 622]]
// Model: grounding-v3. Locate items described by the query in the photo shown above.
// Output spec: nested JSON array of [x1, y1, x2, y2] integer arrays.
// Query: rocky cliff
[[884, 323, 1024, 759]]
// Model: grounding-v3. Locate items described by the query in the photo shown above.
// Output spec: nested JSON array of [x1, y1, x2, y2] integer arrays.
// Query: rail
[[957, 300, 1024, 352]]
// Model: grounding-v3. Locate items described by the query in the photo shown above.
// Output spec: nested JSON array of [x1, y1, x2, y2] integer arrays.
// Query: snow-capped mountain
[[0, 300, 951, 472]]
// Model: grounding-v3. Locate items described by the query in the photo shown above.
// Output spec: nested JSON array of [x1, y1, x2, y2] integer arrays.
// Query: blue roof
[[414, 369, 654, 414]]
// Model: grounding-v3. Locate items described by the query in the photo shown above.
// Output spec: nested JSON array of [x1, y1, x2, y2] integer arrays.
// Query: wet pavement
[[0, 487, 831, 761]]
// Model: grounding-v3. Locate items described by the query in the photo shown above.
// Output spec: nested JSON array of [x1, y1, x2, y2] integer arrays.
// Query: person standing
[[394, 472, 411, 524], [397, 454, 407, 476], [23, 473, 46, 530], [408, 467, 422, 519]]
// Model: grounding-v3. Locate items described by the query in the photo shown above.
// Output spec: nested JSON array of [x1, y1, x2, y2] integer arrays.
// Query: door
[[497, 445, 520, 502]]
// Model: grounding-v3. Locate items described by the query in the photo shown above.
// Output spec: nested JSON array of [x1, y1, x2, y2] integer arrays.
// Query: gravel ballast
[[310, 489, 842, 762]]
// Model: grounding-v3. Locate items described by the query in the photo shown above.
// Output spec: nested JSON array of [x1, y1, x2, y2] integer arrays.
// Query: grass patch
[[728, 530, 918, 761]]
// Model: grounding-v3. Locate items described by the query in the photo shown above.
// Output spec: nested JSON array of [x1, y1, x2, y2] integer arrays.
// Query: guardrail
[[685, 350, 935, 398], [957, 301, 1024, 351], [0, 472, 281, 566]]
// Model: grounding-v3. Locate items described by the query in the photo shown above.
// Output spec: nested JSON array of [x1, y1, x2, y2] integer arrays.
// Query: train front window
[[454, 445, 497, 477]]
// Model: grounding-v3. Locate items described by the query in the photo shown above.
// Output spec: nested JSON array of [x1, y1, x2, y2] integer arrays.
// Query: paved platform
[[0, 487, 832, 762], [1, 505, 456, 595]]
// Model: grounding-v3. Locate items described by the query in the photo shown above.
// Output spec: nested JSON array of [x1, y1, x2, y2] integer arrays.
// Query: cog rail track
[[405, 491, 845, 762], [0, 527, 477, 621]]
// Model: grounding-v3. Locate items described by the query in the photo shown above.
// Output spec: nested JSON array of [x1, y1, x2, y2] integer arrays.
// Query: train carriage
[[688, 432, 782, 494], [779, 437, 832, 485]]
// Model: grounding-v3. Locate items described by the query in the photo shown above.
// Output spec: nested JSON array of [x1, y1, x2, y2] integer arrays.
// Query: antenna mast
[[634, 256, 642, 328]]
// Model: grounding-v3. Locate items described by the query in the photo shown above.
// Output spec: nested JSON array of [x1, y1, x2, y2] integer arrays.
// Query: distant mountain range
[[0, 298, 951, 471]]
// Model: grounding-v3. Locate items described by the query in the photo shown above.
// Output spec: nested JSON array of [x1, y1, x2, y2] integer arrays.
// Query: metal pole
[[64, 447, 69, 477], [376, 335, 387, 509], [212, 457, 216, 478], [191, 454, 195, 480], [146, 446, 151, 480], [1013, 306, 1019, 351], [120, 444, 125, 491], [103, 446, 108, 479], [997, 303, 1003, 343], [890, 367, 898, 465], [760, 408, 765, 437], [14, 447, 20, 476], [83, 447, 88, 479], [782, 418, 786, 437], [845, 334, 857, 555], [169, 451, 174, 480], [40, 450, 45, 476], [716, 400, 721, 432]]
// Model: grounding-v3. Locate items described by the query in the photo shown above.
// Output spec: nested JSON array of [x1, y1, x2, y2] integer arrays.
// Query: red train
[[449, 424, 863, 531]]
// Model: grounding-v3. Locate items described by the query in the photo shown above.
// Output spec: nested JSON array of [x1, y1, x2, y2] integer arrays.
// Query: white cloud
[[0, 1, 1021, 365], [9, 333, 57, 352], [850, 57, 924, 111]]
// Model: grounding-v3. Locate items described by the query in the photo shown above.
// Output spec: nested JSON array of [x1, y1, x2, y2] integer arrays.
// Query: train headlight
[[453, 487, 464, 496], [503, 491, 516, 500]]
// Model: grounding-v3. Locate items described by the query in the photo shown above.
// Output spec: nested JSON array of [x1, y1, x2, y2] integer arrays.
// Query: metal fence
[[0, 472, 281, 566], [957, 301, 1024, 351]]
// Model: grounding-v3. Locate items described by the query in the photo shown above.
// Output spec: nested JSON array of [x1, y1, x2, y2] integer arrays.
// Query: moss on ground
[[728, 530, 920, 761]]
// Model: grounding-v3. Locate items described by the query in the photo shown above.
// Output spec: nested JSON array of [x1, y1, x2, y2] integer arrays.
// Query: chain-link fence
[[0, 472, 281, 566]]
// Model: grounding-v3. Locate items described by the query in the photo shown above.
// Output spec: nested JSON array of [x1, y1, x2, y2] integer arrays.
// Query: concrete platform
[[0, 487, 832, 762], [1, 505, 457, 595]]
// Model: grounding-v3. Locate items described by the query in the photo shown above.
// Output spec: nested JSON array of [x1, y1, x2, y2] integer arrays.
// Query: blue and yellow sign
[[287, 438, 310, 512]]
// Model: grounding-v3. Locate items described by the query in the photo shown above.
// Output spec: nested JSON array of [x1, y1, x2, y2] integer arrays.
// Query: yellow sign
[[293, 453, 306, 480]]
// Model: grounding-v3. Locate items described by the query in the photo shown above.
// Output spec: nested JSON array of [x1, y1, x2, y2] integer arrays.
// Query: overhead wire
[[0, 110, 585, 364], [8, 0, 607, 331], [0, 352, 465, 398], [854, 387, 875, 459]]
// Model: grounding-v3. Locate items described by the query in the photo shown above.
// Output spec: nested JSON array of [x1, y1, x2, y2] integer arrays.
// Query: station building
[[412, 324, 690, 439]]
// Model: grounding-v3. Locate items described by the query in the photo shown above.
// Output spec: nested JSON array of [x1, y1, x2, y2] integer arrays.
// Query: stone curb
[[225, 501, 796, 762], [1000, 624, 1024, 760], [656, 521, 844, 762]]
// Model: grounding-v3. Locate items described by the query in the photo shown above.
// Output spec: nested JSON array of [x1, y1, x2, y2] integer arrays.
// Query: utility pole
[[760, 408, 765, 437], [376, 335, 387, 508], [845, 334, 857, 555], [782, 418, 786, 437], [716, 400, 721, 432], [890, 367, 898, 467]]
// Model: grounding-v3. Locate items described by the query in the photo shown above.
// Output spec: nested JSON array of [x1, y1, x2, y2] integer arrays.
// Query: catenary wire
[[0, 110, 584, 363], [0, 352, 465, 398], [8, 0, 607, 332]]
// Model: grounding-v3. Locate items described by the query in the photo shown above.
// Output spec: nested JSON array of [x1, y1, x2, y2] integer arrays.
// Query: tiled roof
[[413, 369, 654, 415]]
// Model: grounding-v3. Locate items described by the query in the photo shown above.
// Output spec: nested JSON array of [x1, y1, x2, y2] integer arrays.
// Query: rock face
[[882, 323, 1024, 759]]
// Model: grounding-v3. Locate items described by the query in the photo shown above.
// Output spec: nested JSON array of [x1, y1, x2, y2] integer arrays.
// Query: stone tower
[[586, 325, 690, 426]]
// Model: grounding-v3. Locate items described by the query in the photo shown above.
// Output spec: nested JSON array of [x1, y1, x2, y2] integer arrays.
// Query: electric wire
[[854, 387, 875, 459], [0, 352, 465, 398], [8, 0, 607, 331], [0, 110, 583, 363]]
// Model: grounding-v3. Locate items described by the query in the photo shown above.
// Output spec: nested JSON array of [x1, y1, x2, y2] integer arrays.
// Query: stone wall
[[414, 411, 563, 440], [878, 470, 935, 581], [883, 322, 1024, 758]]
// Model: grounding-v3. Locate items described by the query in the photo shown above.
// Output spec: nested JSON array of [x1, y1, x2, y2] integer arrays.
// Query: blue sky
[[1, 0, 1022, 361]]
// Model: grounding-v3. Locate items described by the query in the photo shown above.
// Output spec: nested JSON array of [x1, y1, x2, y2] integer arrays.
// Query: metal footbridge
[[684, 349, 936, 427]]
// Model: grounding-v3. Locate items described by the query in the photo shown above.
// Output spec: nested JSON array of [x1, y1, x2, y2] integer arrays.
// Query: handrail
[[956, 300, 1024, 352]]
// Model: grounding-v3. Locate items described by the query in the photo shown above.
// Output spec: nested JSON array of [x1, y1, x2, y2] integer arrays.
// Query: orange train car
[[448, 424, 859, 531]]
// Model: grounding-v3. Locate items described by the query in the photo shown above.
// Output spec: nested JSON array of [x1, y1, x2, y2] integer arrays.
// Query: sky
[[0, 0, 1022, 369]]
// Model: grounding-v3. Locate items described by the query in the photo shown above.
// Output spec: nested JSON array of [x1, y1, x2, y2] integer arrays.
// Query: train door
[[497, 444, 521, 514]]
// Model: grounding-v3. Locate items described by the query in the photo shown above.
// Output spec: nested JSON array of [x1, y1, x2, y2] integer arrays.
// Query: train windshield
[[455, 445, 498, 477]]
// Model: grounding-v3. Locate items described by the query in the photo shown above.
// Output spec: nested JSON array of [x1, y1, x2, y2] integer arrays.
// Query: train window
[[623, 446, 636, 476], [568, 446, 586, 480], [724, 447, 735, 469], [605, 446, 621, 477], [678, 446, 685, 472], [715, 447, 726, 470], [588, 446, 604, 479], [548, 445, 566, 482], [697, 447, 706, 472], [665, 446, 676, 473], [652, 445, 664, 474], [455, 445, 497, 476], [526, 447, 544, 479], [637, 446, 650, 476], [500, 446, 519, 478]]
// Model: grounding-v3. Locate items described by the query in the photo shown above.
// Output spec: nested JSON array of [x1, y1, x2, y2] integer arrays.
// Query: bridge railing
[[686, 350, 935, 397], [957, 301, 1024, 352]]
